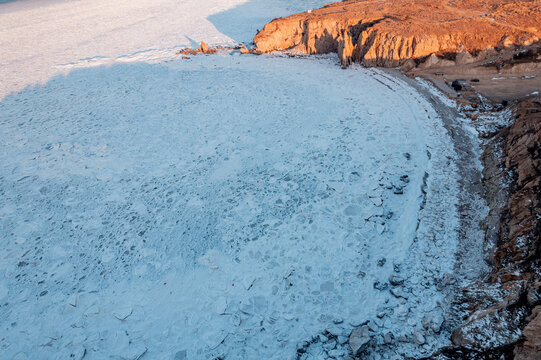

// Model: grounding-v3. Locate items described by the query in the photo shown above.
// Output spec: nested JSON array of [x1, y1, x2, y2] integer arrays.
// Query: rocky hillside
[[419, 97, 540, 360], [254, 0, 541, 68]]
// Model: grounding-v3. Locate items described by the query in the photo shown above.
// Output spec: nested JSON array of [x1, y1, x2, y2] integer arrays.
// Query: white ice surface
[[0, 0, 329, 98], [1, 1, 464, 359]]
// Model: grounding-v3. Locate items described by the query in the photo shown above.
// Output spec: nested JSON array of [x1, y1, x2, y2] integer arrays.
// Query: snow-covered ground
[[0, 0, 328, 99], [0, 1, 474, 359]]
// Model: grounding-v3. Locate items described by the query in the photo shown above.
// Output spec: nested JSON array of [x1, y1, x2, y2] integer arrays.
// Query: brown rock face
[[515, 305, 541, 359], [254, 0, 541, 67], [449, 98, 541, 358], [494, 99, 541, 280]]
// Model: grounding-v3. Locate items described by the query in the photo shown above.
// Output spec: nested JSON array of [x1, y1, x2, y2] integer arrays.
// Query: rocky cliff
[[421, 98, 541, 360], [254, 0, 541, 68]]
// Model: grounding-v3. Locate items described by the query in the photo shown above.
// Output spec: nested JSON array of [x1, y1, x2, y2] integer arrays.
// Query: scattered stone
[[413, 330, 426, 345], [422, 312, 444, 333], [389, 274, 405, 286], [377, 258, 386, 267], [374, 281, 388, 291], [200, 41, 209, 53], [384, 331, 394, 344], [322, 339, 337, 351], [398, 334, 409, 342], [39, 290, 48, 297], [390, 288, 408, 299], [326, 325, 345, 337], [403, 152, 411, 160], [349, 325, 370, 355], [319, 334, 329, 343], [328, 349, 346, 357], [451, 80, 463, 91], [399, 175, 409, 183], [296, 341, 309, 353], [240, 44, 250, 54]]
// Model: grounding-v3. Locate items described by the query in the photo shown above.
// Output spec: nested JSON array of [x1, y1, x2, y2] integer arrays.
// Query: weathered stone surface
[[254, 0, 541, 68], [515, 306, 541, 359], [447, 98, 541, 357], [349, 325, 370, 355]]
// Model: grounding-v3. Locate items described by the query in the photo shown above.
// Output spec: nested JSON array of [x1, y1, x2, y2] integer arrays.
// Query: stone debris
[[348, 325, 371, 355], [389, 274, 405, 286], [413, 330, 426, 345]]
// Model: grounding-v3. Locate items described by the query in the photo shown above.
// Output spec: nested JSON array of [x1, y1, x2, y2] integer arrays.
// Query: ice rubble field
[[0, 1, 462, 359], [0, 56, 460, 359]]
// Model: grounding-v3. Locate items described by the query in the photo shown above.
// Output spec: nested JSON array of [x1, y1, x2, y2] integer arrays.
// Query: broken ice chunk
[[113, 307, 133, 321], [215, 297, 227, 315]]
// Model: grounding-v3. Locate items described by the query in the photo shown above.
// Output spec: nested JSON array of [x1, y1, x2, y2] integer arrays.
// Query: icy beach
[[0, 1, 484, 359]]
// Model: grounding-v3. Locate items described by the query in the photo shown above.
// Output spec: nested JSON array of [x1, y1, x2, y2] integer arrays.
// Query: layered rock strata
[[254, 0, 541, 68]]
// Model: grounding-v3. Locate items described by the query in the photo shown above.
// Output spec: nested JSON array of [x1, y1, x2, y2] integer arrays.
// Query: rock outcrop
[[254, 0, 541, 68], [432, 98, 541, 359]]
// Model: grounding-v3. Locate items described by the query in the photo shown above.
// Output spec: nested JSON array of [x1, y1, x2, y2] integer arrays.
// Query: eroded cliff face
[[443, 99, 541, 359], [254, 0, 541, 68]]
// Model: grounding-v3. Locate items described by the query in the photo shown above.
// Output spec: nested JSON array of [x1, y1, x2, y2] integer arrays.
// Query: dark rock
[[374, 281, 389, 291], [451, 80, 463, 91], [389, 274, 405, 286]]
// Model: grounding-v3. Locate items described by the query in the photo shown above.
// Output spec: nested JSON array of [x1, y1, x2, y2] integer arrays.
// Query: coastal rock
[[349, 325, 370, 355], [514, 306, 541, 359], [445, 98, 541, 357], [254, 0, 541, 68]]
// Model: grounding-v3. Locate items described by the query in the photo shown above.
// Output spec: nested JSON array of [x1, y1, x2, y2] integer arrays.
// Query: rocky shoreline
[[441, 97, 541, 360], [249, 1, 541, 358]]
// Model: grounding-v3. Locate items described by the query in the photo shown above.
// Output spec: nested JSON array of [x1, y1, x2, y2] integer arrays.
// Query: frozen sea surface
[[1, 55, 461, 359], [0, 0, 466, 359]]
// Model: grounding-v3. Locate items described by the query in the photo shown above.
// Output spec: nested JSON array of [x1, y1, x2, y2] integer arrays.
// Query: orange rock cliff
[[254, 0, 541, 68]]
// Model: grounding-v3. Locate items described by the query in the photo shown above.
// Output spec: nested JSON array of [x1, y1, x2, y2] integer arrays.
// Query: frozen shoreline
[[0, 55, 482, 360], [0, 1, 487, 359]]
